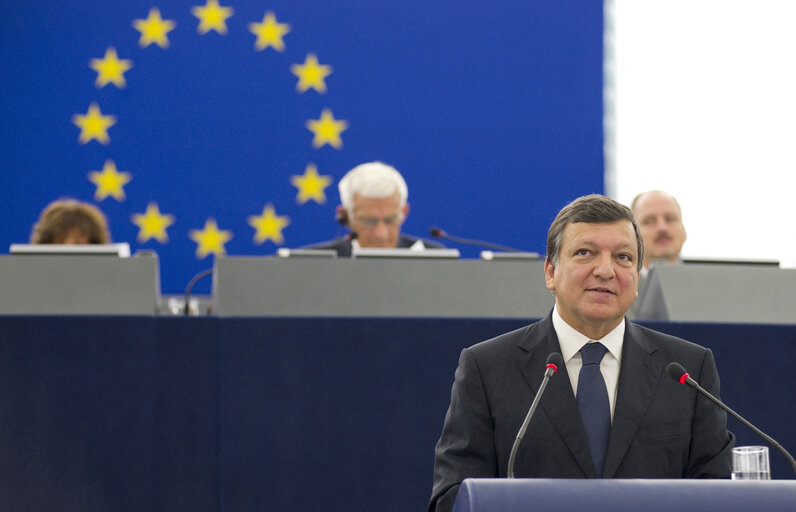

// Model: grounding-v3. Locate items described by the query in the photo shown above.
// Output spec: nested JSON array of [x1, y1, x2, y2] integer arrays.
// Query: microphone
[[667, 362, 796, 476], [429, 226, 533, 254], [183, 267, 212, 315], [507, 352, 564, 478]]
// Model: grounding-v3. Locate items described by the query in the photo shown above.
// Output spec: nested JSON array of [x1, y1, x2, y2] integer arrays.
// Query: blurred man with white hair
[[308, 161, 441, 257]]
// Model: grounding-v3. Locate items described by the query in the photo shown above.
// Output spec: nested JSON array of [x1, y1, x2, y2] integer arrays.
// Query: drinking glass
[[731, 445, 771, 480]]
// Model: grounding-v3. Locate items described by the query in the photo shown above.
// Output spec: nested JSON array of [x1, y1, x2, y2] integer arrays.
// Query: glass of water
[[731, 446, 771, 480]]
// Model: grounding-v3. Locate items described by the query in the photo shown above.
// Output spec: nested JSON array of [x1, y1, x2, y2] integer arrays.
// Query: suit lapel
[[516, 315, 595, 477], [603, 321, 659, 477]]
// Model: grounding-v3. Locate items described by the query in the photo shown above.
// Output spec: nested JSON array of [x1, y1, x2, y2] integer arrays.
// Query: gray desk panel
[[634, 264, 796, 323], [0, 255, 161, 315], [212, 257, 553, 317]]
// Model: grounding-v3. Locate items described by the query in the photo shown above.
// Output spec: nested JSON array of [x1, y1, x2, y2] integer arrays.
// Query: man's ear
[[335, 206, 349, 226], [401, 202, 410, 221], [544, 257, 556, 291]]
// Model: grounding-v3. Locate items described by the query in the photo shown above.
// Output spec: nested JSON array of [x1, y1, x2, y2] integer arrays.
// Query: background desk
[[211, 257, 554, 317], [0, 255, 161, 315], [1, 316, 794, 511], [634, 263, 796, 323]]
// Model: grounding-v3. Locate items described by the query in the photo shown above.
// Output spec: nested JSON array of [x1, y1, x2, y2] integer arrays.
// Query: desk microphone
[[183, 267, 212, 315], [429, 226, 526, 253], [507, 352, 563, 478], [667, 362, 796, 476]]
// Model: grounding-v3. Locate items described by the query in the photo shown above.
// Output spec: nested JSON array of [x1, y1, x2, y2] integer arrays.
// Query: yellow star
[[88, 159, 132, 201], [189, 218, 233, 259], [247, 204, 291, 245], [306, 108, 348, 149], [71, 102, 117, 145], [290, 164, 333, 205], [133, 7, 176, 49], [291, 53, 332, 94], [131, 202, 176, 243], [89, 47, 133, 89], [248, 11, 290, 52], [191, 0, 234, 35]]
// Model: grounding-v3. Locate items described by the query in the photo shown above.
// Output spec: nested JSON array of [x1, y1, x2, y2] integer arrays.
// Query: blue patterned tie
[[577, 342, 611, 477]]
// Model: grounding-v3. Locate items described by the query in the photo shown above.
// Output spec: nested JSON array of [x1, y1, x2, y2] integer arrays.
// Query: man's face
[[633, 192, 686, 265], [349, 192, 408, 248], [545, 221, 639, 339]]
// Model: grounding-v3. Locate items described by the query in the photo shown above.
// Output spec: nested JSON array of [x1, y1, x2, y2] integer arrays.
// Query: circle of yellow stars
[[72, 2, 349, 259]]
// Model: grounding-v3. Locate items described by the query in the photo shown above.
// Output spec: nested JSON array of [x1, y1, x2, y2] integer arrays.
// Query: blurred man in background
[[309, 161, 440, 257], [631, 190, 687, 275]]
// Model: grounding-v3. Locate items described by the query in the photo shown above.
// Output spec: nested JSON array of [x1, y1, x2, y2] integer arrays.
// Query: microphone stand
[[429, 227, 530, 254], [669, 362, 796, 476], [507, 357, 561, 478]]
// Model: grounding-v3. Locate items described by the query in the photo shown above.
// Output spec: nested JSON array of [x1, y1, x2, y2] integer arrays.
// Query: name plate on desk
[[0, 253, 161, 315], [634, 263, 796, 323], [212, 256, 553, 317]]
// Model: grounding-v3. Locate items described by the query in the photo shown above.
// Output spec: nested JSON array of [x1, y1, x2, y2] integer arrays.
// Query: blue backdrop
[[0, 0, 603, 292]]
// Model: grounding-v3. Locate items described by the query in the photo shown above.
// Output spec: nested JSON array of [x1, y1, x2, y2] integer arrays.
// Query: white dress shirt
[[551, 306, 624, 421]]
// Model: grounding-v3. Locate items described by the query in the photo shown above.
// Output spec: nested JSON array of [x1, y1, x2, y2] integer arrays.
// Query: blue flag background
[[1, 0, 603, 294]]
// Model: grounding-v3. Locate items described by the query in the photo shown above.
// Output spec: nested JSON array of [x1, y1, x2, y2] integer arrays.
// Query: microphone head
[[429, 226, 443, 238], [666, 362, 689, 384], [545, 352, 564, 373]]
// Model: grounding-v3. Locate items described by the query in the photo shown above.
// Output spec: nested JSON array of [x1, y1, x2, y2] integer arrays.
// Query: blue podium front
[[453, 478, 796, 512]]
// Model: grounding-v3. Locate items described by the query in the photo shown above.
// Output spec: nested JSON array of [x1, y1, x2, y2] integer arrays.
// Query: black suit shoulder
[[465, 317, 552, 367], [468, 323, 534, 355], [625, 321, 716, 379], [628, 321, 703, 351]]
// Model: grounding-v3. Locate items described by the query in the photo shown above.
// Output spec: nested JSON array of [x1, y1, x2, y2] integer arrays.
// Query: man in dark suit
[[306, 161, 441, 257], [429, 194, 734, 512]]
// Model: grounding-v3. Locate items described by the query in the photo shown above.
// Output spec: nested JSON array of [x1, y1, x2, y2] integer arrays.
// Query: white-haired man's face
[[349, 192, 408, 248]]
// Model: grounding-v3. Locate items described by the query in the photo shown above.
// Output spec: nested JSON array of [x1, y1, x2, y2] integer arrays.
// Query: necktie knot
[[580, 342, 607, 366]]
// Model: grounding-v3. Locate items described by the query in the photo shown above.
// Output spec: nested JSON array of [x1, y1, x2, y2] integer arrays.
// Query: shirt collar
[[552, 306, 625, 363]]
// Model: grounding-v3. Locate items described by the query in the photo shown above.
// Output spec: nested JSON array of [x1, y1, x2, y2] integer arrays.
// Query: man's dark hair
[[546, 194, 644, 272]]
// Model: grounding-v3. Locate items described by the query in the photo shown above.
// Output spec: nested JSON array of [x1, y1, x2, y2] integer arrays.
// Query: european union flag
[[0, 0, 603, 293]]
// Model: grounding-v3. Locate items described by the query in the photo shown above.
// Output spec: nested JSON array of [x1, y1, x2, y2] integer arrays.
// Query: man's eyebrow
[[571, 239, 635, 251]]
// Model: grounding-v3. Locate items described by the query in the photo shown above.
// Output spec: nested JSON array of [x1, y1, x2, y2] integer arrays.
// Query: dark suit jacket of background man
[[429, 313, 735, 512], [307, 234, 441, 257]]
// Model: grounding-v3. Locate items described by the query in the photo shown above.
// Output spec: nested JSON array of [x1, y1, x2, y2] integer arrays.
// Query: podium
[[452, 478, 796, 512]]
